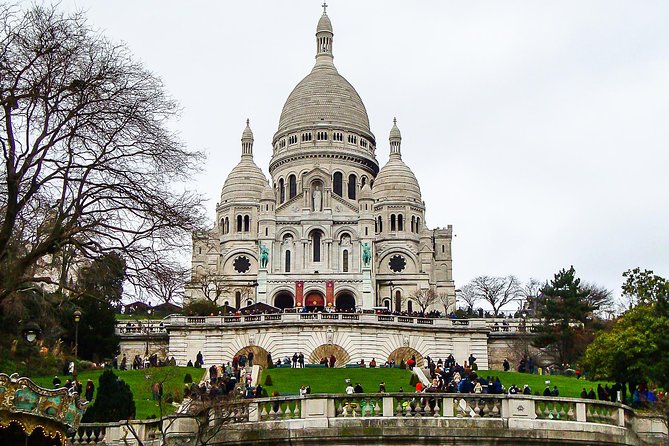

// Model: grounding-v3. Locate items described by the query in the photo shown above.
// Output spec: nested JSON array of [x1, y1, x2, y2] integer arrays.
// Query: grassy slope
[[477, 370, 614, 397], [261, 368, 413, 395], [31, 366, 204, 420], [260, 368, 613, 398]]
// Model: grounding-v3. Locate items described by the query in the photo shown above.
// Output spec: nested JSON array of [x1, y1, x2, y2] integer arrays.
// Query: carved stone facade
[[186, 9, 455, 314]]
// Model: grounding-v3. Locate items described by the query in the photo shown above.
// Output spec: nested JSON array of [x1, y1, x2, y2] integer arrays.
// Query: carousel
[[0, 373, 88, 446]]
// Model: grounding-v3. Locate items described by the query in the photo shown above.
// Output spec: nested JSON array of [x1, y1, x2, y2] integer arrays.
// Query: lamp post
[[389, 281, 394, 312], [73, 308, 82, 380]]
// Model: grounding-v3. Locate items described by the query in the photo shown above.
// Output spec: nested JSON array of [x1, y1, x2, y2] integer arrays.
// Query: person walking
[[85, 379, 95, 401]]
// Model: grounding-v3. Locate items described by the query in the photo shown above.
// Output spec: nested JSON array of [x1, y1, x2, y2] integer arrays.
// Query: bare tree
[[469, 275, 522, 316], [190, 269, 230, 305], [0, 5, 205, 302], [436, 291, 453, 314], [405, 288, 439, 314], [581, 282, 615, 318], [456, 283, 479, 313], [520, 278, 544, 316], [142, 261, 189, 305]]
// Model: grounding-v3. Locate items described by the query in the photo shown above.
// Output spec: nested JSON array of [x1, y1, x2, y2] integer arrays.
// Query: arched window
[[312, 230, 322, 262], [333, 172, 343, 197], [348, 174, 357, 199], [383, 299, 390, 310], [235, 291, 242, 309], [390, 214, 396, 231], [361, 176, 367, 187], [411, 216, 415, 233], [244, 215, 250, 232], [398, 215, 404, 231], [377, 216, 383, 232], [407, 300, 413, 313], [225, 217, 230, 234], [265, 227, 268, 236], [395, 290, 401, 312], [285, 251, 291, 272], [279, 178, 285, 203], [342, 250, 349, 272], [289, 175, 297, 199], [236, 215, 243, 232], [416, 217, 421, 232]]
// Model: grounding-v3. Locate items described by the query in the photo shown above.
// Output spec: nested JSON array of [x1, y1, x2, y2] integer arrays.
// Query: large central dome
[[277, 65, 371, 135], [273, 11, 374, 144]]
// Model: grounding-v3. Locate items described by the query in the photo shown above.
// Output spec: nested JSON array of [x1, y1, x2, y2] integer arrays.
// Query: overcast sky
[[59, 1, 669, 304]]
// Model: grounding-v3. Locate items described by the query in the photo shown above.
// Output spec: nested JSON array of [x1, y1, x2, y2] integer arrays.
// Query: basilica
[[186, 9, 455, 315]]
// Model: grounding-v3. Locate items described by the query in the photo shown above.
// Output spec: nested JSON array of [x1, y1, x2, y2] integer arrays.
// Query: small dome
[[373, 158, 422, 203], [389, 117, 402, 141], [317, 13, 332, 33], [261, 184, 276, 201], [359, 182, 372, 200], [242, 119, 254, 141], [220, 159, 268, 203]]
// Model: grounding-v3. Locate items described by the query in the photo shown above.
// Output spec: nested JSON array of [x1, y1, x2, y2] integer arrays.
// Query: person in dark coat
[[543, 386, 551, 396], [354, 383, 364, 393], [85, 379, 95, 401], [248, 351, 254, 367], [588, 388, 596, 399], [503, 359, 510, 372], [52, 376, 61, 388], [581, 388, 588, 399]]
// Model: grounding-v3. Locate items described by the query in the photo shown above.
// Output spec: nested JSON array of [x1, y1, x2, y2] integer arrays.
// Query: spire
[[241, 118, 254, 157], [389, 117, 402, 159], [314, 5, 334, 69]]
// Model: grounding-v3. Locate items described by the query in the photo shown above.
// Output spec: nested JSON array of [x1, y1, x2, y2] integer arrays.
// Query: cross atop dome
[[322, 2, 328, 13]]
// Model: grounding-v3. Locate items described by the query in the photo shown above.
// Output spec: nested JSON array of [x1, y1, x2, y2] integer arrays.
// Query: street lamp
[[22, 322, 41, 344], [73, 308, 82, 380]]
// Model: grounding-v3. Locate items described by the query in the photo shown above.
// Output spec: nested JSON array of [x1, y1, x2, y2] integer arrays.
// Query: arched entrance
[[234, 345, 271, 368], [335, 292, 356, 312], [274, 291, 294, 310], [387, 347, 425, 368], [308, 344, 350, 367], [305, 291, 324, 311]]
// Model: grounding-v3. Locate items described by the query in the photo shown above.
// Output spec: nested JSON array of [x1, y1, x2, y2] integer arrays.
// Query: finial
[[246, 118, 250, 126], [322, 2, 328, 13], [393, 117, 397, 125]]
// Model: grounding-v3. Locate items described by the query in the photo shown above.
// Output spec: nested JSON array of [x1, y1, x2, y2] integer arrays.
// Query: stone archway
[[335, 292, 356, 311], [234, 345, 271, 368], [308, 344, 350, 368], [305, 291, 325, 310], [274, 291, 294, 309], [387, 347, 424, 368]]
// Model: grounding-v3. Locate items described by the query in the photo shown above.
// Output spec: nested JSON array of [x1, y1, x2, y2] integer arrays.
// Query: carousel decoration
[[0, 373, 88, 446]]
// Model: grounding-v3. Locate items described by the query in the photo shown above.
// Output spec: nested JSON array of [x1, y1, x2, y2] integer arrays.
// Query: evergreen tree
[[533, 266, 597, 365], [82, 370, 135, 422], [63, 253, 124, 361]]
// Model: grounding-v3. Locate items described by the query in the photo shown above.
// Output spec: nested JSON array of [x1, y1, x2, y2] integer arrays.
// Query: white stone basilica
[[186, 9, 455, 315]]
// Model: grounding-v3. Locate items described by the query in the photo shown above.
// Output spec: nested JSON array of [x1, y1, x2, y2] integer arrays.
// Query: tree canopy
[[0, 4, 204, 303], [532, 266, 600, 365]]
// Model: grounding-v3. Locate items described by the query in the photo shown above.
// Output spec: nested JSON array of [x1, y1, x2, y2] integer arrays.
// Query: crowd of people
[[51, 375, 96, 401]]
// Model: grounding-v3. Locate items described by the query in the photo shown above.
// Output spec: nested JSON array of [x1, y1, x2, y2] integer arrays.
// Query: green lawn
[[259, 367, 614, 399], [477, 370, 615, 398], [32, 366, 204, 419], [261, 367, 413, 395]]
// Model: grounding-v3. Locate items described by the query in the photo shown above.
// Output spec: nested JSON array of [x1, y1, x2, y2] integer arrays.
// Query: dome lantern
[[315, 3, 334, 69], [389, 117, 402, 159], [241, 118, 254, 157]]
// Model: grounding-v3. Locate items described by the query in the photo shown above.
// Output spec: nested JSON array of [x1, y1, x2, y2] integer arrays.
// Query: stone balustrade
[[159, 313, 489, 329], [67, 394, 667, 446], [114, 314, 546, 336]]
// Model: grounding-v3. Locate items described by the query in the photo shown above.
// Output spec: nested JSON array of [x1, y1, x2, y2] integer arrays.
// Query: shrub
[[264, 375, 273, 386], [184, 373, 193, 384], [77, 360, 95, 371], [82, 370, 135, 422]]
